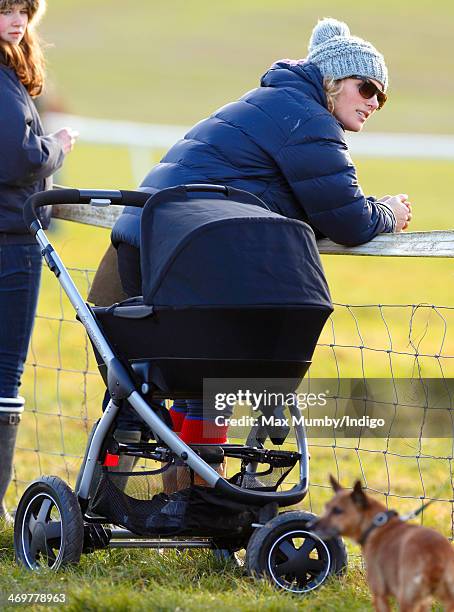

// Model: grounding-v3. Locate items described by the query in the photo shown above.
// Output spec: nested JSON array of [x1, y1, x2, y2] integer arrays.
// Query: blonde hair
[[323, 77, 344, 114], [0, 0, 46, 96]]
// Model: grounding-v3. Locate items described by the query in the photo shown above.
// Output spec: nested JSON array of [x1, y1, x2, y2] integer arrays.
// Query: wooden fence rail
[[52, 204, 454, 258]]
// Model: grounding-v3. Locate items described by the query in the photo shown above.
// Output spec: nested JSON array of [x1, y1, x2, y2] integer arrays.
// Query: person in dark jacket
[[109, 18, 412, 453], [0, 0, 78, 522]]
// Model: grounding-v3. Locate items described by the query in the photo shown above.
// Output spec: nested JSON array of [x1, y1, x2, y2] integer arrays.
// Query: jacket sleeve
[[0, 71, 64, 187], [274, 115, 395, 246]]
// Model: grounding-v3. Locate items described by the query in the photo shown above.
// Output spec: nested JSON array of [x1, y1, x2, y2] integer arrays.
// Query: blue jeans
[[0, 243, 42, 398]]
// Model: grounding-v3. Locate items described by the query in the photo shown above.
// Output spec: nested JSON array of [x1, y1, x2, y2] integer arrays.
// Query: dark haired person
[[109, 18, 412, 459], [0, 0, 78, 522]]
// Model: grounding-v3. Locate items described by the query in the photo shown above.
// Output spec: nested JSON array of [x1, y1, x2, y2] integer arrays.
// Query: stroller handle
[[23, 188, 151, 236], [184, 184, 229, 194]]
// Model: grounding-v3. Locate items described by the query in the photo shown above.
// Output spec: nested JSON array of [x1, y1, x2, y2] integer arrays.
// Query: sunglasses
[[351, 76, 387, 110]]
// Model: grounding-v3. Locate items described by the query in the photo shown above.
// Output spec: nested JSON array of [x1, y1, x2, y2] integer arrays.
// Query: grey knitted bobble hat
[[307, 17, 388, 91]]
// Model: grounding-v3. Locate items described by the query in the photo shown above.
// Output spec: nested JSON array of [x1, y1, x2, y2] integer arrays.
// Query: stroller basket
[[90, 445, 300, 537]]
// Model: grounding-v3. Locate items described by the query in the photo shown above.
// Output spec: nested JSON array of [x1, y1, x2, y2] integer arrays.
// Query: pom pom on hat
[[308, 18, 350, 53], [306, 17, 388, 91]]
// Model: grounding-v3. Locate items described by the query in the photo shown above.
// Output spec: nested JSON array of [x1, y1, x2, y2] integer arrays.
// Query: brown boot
[[193, 458, 227, 487], [176, 464, 192, 490], [162, 464, 178, 495]]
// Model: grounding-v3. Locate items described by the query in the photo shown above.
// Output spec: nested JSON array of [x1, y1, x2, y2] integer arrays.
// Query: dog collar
[[358, 510, 399, 546]]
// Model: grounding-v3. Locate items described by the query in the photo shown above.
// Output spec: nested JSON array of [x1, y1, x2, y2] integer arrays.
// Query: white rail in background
[[44, 112, 454, 159], [44, 112, 454, 185]]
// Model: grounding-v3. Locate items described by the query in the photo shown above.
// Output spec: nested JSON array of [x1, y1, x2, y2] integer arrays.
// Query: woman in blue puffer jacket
[[110, 18, 412, 450], [0, 0, 78, 521]]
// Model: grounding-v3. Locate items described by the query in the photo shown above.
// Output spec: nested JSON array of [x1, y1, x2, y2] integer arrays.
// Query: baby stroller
[[14, 184, 347, 593]]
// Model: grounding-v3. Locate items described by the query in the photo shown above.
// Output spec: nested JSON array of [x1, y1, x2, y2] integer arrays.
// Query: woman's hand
[[51, 127, 79, 155], [378, 194, 412, 232]]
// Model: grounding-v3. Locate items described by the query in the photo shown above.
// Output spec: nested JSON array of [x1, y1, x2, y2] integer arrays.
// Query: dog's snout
[[306, 516, 340, 541]]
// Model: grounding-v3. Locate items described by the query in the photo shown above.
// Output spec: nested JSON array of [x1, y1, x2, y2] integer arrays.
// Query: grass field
[[2, 1, 454, 610], [41, 0, 454, 133], [0, 530, 380, 612]]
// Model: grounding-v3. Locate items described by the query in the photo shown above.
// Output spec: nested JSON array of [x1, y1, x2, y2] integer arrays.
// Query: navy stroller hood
[[140, 186, 332, 310]]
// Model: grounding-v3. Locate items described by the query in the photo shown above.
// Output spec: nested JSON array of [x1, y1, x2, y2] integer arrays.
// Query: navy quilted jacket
[[112, 60, 395, 249], [0, 64, 64, 237]]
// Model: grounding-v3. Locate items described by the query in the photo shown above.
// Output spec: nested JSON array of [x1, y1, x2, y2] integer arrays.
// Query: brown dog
[[311, 476, 454, 611]]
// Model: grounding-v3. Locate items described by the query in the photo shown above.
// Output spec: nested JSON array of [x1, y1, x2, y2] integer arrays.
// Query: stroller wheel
[[245, 511, 347, 594], [14, 476, 84, 571]]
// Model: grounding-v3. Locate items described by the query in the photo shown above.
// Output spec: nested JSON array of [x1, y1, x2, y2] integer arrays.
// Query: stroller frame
[[14, 187, 347, 593]]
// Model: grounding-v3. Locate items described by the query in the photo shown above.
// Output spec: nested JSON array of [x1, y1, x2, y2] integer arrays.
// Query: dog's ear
[[329, 474, 343, 492], [351, 480, 369, 509]]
